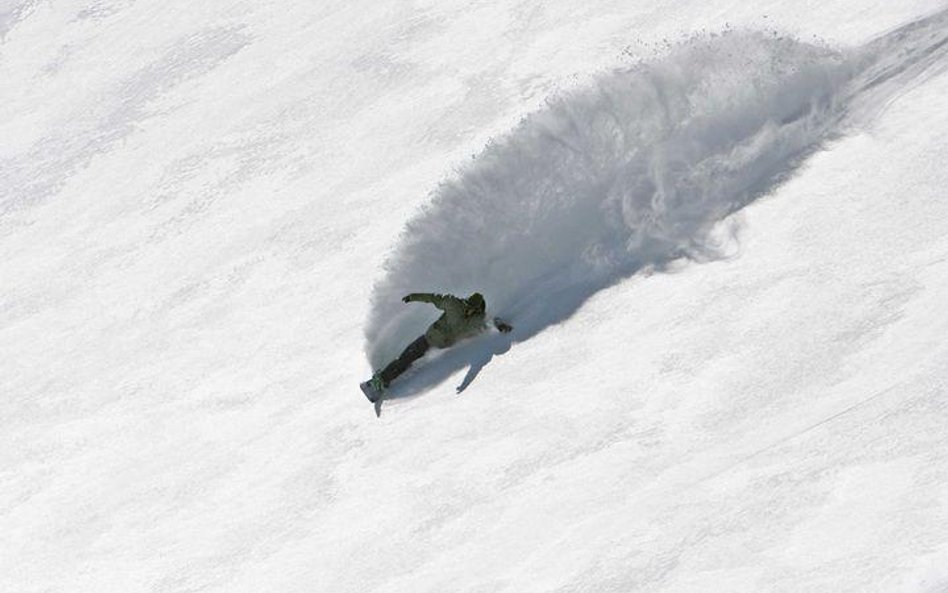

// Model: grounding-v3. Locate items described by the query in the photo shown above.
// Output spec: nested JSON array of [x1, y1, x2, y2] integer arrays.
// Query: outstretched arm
[[402, 293, 447, 308], [493, 317, 513, 333]]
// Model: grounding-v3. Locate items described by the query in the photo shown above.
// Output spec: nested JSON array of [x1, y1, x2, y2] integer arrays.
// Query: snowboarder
[[361, 292, 512, 403]]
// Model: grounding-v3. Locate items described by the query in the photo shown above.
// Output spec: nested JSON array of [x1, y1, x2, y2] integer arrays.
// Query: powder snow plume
[[365, 10, 948, 371]]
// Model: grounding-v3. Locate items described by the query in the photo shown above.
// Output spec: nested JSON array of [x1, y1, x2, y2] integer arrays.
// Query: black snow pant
[[379, 335, 430, 386]]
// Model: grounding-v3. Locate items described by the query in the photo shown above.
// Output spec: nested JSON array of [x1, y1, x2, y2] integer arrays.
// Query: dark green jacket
[[405, 293, 487, 348]]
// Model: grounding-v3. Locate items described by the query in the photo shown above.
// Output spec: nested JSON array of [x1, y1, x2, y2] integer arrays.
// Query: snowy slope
[[2, 1, 948, 592]]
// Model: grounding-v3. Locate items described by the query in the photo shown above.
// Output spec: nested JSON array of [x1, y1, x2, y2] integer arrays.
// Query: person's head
[[465, 292, 485, 317]]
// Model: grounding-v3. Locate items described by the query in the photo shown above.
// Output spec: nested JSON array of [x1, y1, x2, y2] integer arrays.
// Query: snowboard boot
[[360, 372, 386, 403], [369, 373, 385, 393]]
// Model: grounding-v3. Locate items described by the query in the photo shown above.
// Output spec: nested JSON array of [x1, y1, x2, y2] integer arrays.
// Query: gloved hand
[[402, 295, 412, 303], [494, 318, 513, 333]]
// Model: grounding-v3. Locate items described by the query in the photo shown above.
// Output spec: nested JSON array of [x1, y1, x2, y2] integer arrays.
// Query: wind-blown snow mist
[[366, 13, 948, 371]]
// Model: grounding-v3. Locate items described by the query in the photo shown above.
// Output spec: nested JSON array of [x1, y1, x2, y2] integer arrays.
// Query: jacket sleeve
[[404, 293, 448, 309]]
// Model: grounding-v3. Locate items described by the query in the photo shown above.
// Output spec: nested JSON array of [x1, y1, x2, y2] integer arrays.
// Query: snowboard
[[360, 379, 384, 403]]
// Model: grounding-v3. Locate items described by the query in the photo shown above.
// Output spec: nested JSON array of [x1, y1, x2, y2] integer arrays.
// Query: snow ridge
[[365, 12, 948, 372]]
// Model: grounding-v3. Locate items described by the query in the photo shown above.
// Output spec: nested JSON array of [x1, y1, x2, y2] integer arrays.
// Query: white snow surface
[[3, 1, 948, 592]]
